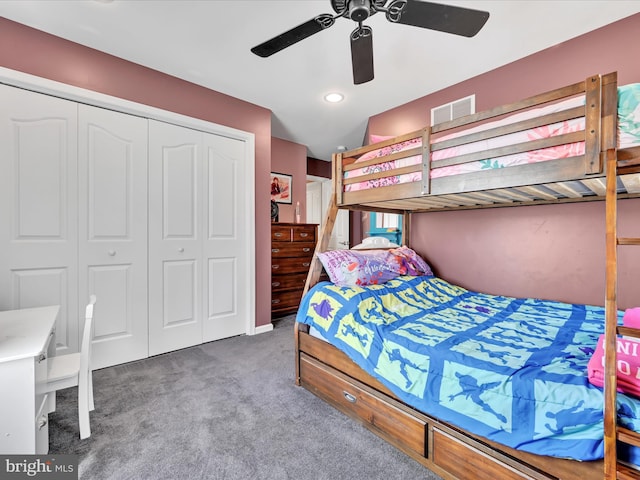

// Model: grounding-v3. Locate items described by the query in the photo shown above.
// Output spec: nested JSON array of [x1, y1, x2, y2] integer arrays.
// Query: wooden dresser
[[271, 222, 317, 318]]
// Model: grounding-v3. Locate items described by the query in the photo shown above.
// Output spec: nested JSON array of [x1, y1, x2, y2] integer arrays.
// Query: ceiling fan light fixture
[[349, 0, 371, 22], [324, 92, 344, 103]]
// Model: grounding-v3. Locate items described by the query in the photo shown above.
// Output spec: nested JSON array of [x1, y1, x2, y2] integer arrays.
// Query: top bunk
[[334, 72, 640, 213]]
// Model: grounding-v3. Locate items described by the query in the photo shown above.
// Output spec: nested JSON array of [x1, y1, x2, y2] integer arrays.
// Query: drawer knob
[[272, 299, 281, 304], [343, 391, 357, 403], [275, 232, 283, 237], [302, 248, 310, 252], [302, 262, 310, 267], [300, 233, 309, 237], [272, 265, 279, 270], [272, 282, 280, 287], [272, 249, 279, 253]]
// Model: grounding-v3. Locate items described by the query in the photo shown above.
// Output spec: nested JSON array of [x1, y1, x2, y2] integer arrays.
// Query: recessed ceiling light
[[324, 92, 344, 103]]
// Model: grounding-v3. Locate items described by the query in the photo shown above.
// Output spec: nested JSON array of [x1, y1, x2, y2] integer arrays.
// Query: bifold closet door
[[0, 85, 79, 354], [78, 105, 149, 369], [202, 132, 248, 342], [148, 121, 204, 355], [148, 120, 248, 355]]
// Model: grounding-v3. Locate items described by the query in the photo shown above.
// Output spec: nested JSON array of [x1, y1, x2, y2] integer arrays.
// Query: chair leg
[[78, 377, 91, 440], [88, 371, 95, 412], [47, 391, 57, 414]]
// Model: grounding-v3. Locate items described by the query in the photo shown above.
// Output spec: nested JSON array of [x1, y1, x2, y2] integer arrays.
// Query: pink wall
[[0, 18, 274, 327], [368, 13, 640, 309], [271, 138, 308, 223]]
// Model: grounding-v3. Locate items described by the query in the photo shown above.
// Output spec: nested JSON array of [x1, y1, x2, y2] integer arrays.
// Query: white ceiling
[[1, 1, 639, 161]]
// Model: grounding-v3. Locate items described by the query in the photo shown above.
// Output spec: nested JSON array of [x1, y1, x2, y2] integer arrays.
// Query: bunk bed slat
[[431, 79, 586, 134], [431, 106, 586, 152], [432, 131, 586, 169]]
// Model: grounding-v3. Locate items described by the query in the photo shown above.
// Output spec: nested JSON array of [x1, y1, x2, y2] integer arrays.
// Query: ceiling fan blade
[[251, 14, 335, 57], [387, 0, 490, 37], [351, 26, 374, 85]]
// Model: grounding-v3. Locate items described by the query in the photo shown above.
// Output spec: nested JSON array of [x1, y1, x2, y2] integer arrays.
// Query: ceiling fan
[[251, 0, 490, 85]]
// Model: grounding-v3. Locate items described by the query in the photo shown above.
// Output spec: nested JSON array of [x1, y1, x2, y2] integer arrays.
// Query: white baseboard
[[253, 323, 274, 335]]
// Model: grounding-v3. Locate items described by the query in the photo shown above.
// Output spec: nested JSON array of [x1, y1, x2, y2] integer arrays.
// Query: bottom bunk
[[294, 272, 640, 480], [298, 329, 602, 480]]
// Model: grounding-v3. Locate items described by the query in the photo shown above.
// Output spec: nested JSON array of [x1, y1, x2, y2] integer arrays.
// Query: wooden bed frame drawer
[[300, 353, 426, 457], [432, 428, 553, 480]]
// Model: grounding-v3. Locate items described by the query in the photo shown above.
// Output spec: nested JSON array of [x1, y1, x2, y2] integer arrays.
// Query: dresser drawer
[[272, 289, 304, 310], [271, 242, 315, 258], [292, 226, 316, 243], [300, 354, 426, 456], [272, 273, 308, 291], [272, 257, 313, 274], [271, 225, 292, 242]]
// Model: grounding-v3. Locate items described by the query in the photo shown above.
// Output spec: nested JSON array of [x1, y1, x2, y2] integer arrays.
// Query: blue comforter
[[296, 275, 640, 461]]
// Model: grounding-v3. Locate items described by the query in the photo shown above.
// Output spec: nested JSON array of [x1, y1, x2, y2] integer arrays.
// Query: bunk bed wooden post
[[584, 74, 603, 174], [604, 147, 619, 480], [402, 211, 410, 246]]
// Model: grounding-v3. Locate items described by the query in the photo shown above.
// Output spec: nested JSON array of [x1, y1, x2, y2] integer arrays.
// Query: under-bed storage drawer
[[300, 353, 426, 457], [432, 428, 553, 480]]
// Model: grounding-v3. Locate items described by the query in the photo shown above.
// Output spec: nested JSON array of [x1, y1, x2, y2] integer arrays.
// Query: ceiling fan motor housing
[[349, 0, 371, 22]]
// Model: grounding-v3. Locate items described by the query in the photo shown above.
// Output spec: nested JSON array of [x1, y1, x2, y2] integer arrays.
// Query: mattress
[[344, 83, 640, 192], [296, 275, 640, 461]]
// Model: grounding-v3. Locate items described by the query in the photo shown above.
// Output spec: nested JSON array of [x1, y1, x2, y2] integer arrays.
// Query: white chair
[[45, 295, 96, 439]]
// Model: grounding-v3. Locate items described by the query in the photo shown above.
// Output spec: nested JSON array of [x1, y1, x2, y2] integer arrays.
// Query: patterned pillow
[[389, 246, 433, 277], [317, 247, 432, 287]]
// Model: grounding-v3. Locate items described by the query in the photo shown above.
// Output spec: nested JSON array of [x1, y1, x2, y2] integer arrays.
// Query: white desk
[[0, 305, 59, 454]]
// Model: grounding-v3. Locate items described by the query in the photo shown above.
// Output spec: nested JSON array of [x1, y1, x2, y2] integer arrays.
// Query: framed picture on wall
[[270, 172, 292, 204]]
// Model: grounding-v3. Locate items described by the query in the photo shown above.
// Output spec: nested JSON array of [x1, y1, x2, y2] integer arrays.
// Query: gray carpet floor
[[48, 315, 442, 480]]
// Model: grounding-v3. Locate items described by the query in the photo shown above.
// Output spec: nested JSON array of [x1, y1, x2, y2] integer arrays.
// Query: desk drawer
[[300, 354, 426, 456]]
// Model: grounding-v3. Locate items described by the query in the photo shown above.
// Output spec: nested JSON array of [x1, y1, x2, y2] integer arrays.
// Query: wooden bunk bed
[[295, 72, 640, 480]]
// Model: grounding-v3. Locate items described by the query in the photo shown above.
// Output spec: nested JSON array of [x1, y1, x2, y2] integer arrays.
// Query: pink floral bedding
[[344, 84, 640, 192]]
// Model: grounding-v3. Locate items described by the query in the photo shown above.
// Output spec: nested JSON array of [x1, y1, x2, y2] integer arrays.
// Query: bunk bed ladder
[[604, 148, 640, 480]]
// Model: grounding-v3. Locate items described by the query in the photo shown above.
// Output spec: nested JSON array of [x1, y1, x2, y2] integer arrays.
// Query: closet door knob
[[178, 247, 184, 253]]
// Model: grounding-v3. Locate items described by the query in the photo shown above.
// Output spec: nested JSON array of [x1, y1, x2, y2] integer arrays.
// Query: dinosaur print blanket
[[296, 275, 640, 461]]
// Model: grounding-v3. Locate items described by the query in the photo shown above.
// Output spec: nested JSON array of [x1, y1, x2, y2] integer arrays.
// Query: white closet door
[[148, 120, 204, 355], [0, 85, 79, 354], [202, 133, 247, 341], [78, 105, 149, 369]]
